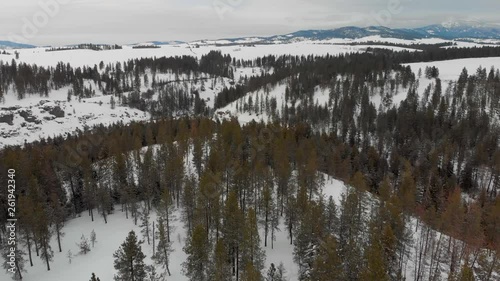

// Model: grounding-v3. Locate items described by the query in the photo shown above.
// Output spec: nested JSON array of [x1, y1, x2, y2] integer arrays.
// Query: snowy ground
[[2, 41, 417, 69], [0, 173, 348, 281], [0, 86, 149, 148], [405, 57, 500, 81]]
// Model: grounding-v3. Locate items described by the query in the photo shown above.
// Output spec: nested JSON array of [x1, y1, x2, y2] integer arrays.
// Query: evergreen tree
[[48, 192, 65, 253], [266, 263, 276, 281], [2, 244, 26, 280], [209, 239, 232, 281], [90, 230, 97, 248], [157, 189, 173, 243], [152, 217, 172, 276], [241, 208, 265, 277], [275, 262, 287, 281], [222, 191, 243, 278], [309, 235, 344, 281], [113, 231, 147, 281], [183, 224, 209, 281], [360, 225, 390, 281], [241, 262, 262, 281], [140, 208, 151, 245], [145, 265, 163, 281], [78, 234, 91, 255], [458, 263, 474, 281], [89, 272, 101, 281]]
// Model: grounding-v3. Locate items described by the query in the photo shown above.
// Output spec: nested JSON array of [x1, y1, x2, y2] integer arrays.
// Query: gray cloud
[[0, 0, 498, 45]]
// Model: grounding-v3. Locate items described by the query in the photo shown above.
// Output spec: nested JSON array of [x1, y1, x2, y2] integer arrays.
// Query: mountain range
[[224, 23, 500, 44], [0, 40, 36, 49], [2, 22, 500, 49]]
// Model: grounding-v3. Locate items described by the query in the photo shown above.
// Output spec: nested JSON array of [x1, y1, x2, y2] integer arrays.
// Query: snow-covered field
[[405, 57, 500, 81], [1, 41, 419, 69]]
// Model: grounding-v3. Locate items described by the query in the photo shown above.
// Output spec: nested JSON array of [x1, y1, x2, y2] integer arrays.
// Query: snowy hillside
[[0, 87, 149, 148]]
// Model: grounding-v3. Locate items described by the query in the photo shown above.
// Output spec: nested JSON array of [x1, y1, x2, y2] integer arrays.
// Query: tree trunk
[[15, 259, 23, 280], [131, 259, 134, 281], [33, 234, 39, 257], [43, 244, 50, 271], [163, 246, 171, 276], [26, 233, 33, 266], [152, 222, 155, 256], [57, 226, 62, 252], [486, 254, 498, 281]]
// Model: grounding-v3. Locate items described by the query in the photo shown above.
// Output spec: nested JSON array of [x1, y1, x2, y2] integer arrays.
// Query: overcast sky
[[1, 0, 499, 45]]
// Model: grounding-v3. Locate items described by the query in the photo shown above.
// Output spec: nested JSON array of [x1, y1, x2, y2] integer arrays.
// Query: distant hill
[[4, 22, 500, 49], [214, 23, 500, 45], [0, 40, 36, 49]]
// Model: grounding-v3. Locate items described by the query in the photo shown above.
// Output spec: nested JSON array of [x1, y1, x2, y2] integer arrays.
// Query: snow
[[321, 175, 349, 205], [1, 42, 419, 70], [405, 57, 500, 81], [0, 87, 149, 148], [320, 35, 449, 46], [1, 206, 188, 281], [372, 57, 500, 109], [2, 40, 500, 280], [0, 170, 349, 281]]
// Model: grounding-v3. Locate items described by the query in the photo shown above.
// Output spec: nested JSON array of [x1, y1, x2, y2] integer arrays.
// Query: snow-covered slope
[[0, 163, 347, 281], [0, 86, 149, 148]]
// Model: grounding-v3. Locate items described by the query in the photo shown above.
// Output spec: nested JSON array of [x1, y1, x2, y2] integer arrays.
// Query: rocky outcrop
[[0, 113, 14, 125], [50, 106, 65, 118], [19, 110, 41, 124], [47, 106, 65, 118]]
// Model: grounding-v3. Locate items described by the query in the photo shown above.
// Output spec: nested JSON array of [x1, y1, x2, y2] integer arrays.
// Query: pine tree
[[458, 263, 474, 281], [90, 230, 97, 248], [209, 239, 232, 281], [110, 96, 116, 109], [241, 208, 265, 277], [360, 224, 390, 281], [90, 272, 101, 281], [222, 191, 243, 278], [152, 217, 172, 276], [48, 192, 65, 253], [325, 196, 338, 235], [2, 243, 26, 280], [261, 183, 273, 248], [157, 188, 173, 243], [275, 262, 287, 281], [183, 224, 209, 281], [96, 159, 113, 224], [140, 208, 151, 245], [145, 265, 163, 281], [67, 250, 73, 264], [294, 201, 325, 280], [269, 197, 281, 249], [285, 193, 298, 245], [35, 205, 53, 271], [78, 234, 91, 255], [241, 262, 262, 281], [309, 235, 344, 281], [266, 263, 276, 281], [113, 231, 147, 281], [182, 175, 197, 235]]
